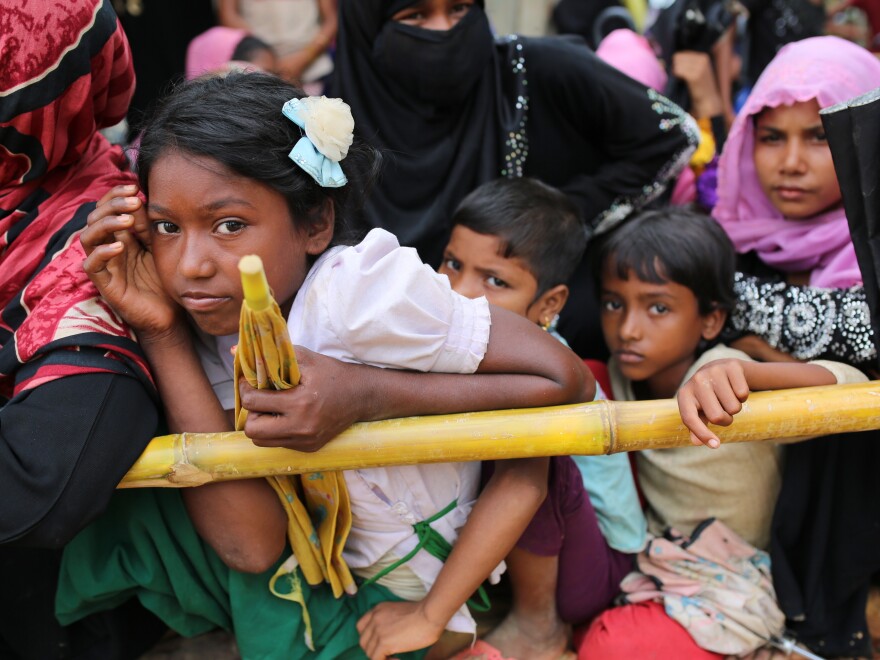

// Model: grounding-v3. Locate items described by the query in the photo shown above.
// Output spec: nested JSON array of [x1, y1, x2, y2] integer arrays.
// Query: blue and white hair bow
[[281, 96, 353, 188]]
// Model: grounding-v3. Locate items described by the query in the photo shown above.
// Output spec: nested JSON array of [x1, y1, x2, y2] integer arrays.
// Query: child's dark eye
[[152, 220, 179, 235], [649, 303, 669, 314], [442, 258, 461, 272], [487, 276, 508, 289], [602, 299, 622, 312], [217, 220, 246, 235]]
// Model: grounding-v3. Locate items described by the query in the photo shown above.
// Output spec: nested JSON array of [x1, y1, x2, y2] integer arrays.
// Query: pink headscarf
[[597, 29, 695, 206], [596, 29, 668, 93], [713, 36, 880, 288], [185, 26, 249, 81]]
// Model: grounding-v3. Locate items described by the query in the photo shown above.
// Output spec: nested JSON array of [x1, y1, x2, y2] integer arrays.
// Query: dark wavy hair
[[594, 208, 736, 314], [451, 177, 586, 297], [136, 72, 380, 246]]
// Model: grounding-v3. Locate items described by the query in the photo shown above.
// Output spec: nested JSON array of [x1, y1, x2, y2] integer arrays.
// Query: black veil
[[332, 0, 524, 266]]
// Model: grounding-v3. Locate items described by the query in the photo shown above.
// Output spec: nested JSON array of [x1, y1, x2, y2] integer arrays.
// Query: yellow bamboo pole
[[120, 380, 880, 488]]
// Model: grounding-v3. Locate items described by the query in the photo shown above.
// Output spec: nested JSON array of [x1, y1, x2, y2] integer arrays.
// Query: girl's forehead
[[152, 150, 236, 180], [602, 252, 670, 282], [149, 152, 253, 196], [147, 151, 284, 211], [603, 271, 698, 303]]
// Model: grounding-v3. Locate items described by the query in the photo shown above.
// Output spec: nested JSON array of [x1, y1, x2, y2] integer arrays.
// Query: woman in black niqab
[[333, 0, 520, 267]]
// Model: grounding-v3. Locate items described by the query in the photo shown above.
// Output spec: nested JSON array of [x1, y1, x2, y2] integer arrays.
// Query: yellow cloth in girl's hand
[[234, 255, 355, 602], [266, 472, 355, 597]]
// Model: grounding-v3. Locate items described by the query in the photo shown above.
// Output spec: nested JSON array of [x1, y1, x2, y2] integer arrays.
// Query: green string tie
[[362, 498, 491, 612]]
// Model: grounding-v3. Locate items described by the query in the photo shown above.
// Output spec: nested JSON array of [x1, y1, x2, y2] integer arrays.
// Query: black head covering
[[334, 0, 523, 265], [822, 89, 880, 367]]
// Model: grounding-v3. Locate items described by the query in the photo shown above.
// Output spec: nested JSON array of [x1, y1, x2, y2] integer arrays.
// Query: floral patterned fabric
[[0, 0, 152, 399], [620, 518, 785, 656]]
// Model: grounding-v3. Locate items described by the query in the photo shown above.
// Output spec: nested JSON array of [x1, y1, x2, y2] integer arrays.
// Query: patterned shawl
[[0, 0, 152, 399], [713, 36, 880, 288]]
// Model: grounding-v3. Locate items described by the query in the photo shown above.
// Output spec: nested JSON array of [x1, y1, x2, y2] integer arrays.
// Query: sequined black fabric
[[726, 272, 876, 368]]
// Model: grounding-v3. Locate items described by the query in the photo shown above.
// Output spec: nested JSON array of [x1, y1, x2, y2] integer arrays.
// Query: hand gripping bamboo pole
[[120, 380, 880, 488]]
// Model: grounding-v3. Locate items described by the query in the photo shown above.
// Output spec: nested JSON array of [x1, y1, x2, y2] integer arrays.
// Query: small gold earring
[[541, 317, 551, 331]]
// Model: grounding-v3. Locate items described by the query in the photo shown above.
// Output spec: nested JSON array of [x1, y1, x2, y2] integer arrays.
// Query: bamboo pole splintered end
[[239, 255, 271, 311]]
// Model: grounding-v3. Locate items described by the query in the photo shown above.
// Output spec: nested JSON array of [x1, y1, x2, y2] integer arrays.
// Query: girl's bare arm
[[142, 327, 286, 574]]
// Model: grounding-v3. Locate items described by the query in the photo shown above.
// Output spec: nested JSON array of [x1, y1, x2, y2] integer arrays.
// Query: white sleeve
[[807, 359, 869, 385], [192, 331, 237, 411], [309, 229, 491, 374]]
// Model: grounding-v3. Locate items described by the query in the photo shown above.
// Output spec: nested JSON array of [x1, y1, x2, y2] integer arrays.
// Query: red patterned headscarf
[[0, 0, 153, 399]]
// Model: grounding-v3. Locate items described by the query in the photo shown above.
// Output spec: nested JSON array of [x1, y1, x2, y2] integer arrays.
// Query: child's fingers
[[357, 609, 394, 660], [94, 186, 151, 247], [357, 621, 380, 659], [86, 195, 138, 230], [131, 205, 152, 247], [360, 623, 377, 655], [88, 195, 143, 250], [688, 371, 737, 426], [91, 194, 141, 223], [692, 390, 734, 428], [87, 199, 123, 230], [238, 382, 289, 415], [245, 422, 330, 453], [95, 184, 138, 208], [81, 213, 134, 255], [355, 610, 370, 635], [699, 376, 742, 421], [727, 364, 750, 402], [690, 430, 719, 449], [240, 384, 345, 452], [678, 390, 720, 448], [82, 242, 125, 289], [114, 217, 144, 251]]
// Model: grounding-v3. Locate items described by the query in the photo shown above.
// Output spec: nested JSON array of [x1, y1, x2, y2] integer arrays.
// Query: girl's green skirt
[[56, 488, 425, 660]]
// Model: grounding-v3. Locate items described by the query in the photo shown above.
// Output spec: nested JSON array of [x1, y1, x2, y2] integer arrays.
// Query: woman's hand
[[356, 600, 446, 660], [81, 185, 181, 342], [238, 346, 371, 450], [672, 51, 723, 120], [677, 358, 751, 449]]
